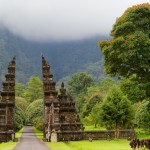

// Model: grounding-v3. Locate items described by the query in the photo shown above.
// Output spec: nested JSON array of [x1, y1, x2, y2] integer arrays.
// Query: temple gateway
[[42, 55, 84, 141], [0, 56, 135, 142]]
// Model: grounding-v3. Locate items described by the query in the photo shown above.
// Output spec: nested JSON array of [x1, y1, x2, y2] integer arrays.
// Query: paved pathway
[[13, 126, 50, 150]]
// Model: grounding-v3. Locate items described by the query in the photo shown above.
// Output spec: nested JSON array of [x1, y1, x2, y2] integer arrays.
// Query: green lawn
[[46, 140, 132, 150], [33, 127, 150, 150], [33, 127, 43, 139], [0, 127, 24, 150]]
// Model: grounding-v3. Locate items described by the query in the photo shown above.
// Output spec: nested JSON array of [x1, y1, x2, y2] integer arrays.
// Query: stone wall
[[84, 130, 135, 140], [56, 129, 135, 141]]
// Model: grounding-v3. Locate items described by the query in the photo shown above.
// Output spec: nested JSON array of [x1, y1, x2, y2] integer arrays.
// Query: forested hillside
[[0, 28, 107, 85]]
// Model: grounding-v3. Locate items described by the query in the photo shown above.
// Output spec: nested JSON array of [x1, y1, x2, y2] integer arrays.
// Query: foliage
[[68, 76, 116, 123], [74, 93, 86, 114], [68, 72, 94, 97], [15, 82, 25, 97], [15, 97, 28, 131], [22, 76, 43, 103], [136, 100, 150, 133], [15, 97, 28, 111], [26, 99, 43, 125], [35, 118, 44, 131], [82, 85, 103, 117], [99, 77, 116, 95], [99, 3, 150, 98], [119, 76, 146, 102], [84, 125, 104, 131], [83, 103, 101, 128], [99, 85, 134, 138], [15, 106, 26, 131]]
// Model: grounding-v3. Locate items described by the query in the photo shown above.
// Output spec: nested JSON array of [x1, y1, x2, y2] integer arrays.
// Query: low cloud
[[0, 0, 148, 42]]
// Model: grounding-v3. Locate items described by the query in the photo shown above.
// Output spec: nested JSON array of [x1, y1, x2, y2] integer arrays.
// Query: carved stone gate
[[42, 55, 84, 142], [0, 57, 16, 142]]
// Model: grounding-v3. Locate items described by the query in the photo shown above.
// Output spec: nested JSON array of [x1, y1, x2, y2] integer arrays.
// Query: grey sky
[[0, 0, 149, 42]]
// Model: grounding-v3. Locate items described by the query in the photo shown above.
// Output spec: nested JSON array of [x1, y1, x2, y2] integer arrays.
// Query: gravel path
[[13, 126, 50, 150]]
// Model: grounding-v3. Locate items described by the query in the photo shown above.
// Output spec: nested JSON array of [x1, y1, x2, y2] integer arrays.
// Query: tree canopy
[[22, 76, 43, 102], [99, 85, 134, 138], [99, 3, 150, 97], [68, 72, 94, 97], [119, 76, 146, 102], [26, 99, 43, 125], [136, 100, 150, 133]]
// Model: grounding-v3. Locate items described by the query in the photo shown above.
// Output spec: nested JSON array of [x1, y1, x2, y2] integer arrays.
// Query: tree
[[15, 106, 26, 131], [82, 85, 103, 117], [119, 76, 146, 102], [99, 85, 134, 138], [68, 72, 94, 97], [99, 3, 150, 97], [15, 97, 28, 131], [15, 82, 25, 97], [74, 93, 86, 114], [23, 76, 43, 103], [99, 77, 116, 95], [26, 99, 43, 126], [136, 100, 150, 133], [15, 97, 28, 111], [84, 103, 101, 128]]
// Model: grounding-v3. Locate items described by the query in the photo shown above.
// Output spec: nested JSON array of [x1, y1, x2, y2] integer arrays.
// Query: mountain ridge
[[0, 28, 107, 85]]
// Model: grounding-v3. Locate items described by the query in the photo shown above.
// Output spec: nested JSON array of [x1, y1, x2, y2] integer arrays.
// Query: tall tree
[[99, 77, 115, 95], [26, 99, 43, 125], [119, 76, 146, 102], [15, 97, 28, 131], [82, 85, 103, 117], [99, 3, 150, 98], [15, 82, 25, 97], [136, 100, 150, 133], [68, 72, 94, 97], [99, 85, 134, 138], [23, 76, 43, 103]]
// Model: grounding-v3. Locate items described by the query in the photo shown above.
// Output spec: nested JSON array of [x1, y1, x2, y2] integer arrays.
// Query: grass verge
[[33, 127, 150, 150], [33, 127, 43, 139], [0, 127, 24, 150], [46, 139, 132, 150]]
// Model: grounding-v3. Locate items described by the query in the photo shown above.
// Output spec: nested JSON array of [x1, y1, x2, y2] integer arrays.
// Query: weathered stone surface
[[0, 57, 16, 142], [42, 55, 84, 141]]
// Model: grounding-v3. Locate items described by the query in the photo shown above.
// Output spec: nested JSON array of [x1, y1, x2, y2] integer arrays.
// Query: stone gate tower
[[0, 57, 16, 142], [42, 56, 84, 141]]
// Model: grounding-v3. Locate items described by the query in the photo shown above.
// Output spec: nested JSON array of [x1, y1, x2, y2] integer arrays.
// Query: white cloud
[[0, 0, 148, 42]]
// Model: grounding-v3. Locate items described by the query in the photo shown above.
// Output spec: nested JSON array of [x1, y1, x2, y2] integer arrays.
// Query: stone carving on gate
[[0, 57, 16, 142]]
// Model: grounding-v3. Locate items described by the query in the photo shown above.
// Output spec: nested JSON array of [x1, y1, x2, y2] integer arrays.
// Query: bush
[[35, 118, 44, 131], [26, 99, 43, 125]]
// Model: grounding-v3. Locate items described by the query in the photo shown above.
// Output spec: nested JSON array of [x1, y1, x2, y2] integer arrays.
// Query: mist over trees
[[4, 3, 150, 136]]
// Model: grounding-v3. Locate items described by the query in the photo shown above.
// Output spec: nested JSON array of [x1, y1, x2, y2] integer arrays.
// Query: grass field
[[0, 127, 24, 150], [46, 139, 132, 150], [33, 127, 150, 150], [33, 127, 43, 139]]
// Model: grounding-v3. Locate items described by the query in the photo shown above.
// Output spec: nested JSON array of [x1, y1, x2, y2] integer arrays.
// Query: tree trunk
[[94, 123, 97, 128], [115, 121, 120, 138]]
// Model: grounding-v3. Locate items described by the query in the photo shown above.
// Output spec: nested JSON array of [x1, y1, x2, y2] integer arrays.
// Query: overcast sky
[[0, 0, 149, 42]]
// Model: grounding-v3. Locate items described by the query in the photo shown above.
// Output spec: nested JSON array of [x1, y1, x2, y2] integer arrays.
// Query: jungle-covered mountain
[[0, 28, 108, 85]]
